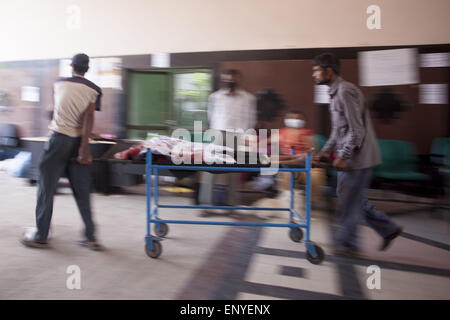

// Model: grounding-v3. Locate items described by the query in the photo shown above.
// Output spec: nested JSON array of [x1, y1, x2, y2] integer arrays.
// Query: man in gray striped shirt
[[313, 53, 402, 256]]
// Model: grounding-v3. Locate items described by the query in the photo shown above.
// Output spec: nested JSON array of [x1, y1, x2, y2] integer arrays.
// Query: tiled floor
[[0, 172, 449, 300]]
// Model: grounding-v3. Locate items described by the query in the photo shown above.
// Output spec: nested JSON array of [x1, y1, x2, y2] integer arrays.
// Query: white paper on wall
[[419, 84, 448, 105], [358, 48, 419, 87], [59, 57, 122, 89], [59, 59, 72, 77], [151, 53, 170, 68], [84, 58, 100, 85], [420, 53, 450, 68], [21, 86, 40, 102], [314, 85, 330, 104], [98, 57, 122, 90]]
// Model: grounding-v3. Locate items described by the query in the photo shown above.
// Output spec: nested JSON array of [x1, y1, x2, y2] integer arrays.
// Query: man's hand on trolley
[[314, 151, 330, 162], [332, 157, 348, 171]]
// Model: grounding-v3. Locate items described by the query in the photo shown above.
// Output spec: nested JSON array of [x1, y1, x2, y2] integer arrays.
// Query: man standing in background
[[21, 53, 104, 251], [313, 52, 402, 256], [199, 69, 257, 214]]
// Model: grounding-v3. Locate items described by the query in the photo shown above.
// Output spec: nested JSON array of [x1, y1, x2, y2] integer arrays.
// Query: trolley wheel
[[289, 227, 304, 242], [145, 241, 162, 259], [154, 223, 169, 237], [306, 244, 325, 265]]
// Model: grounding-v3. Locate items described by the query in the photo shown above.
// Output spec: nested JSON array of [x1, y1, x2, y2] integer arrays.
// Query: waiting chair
[[375, 139, 429, 183], [0, 124, 20, 148], [372, 139, 450, 215]]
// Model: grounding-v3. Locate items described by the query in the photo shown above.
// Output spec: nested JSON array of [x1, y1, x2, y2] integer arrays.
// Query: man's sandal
[[78, 240, 105, 251]]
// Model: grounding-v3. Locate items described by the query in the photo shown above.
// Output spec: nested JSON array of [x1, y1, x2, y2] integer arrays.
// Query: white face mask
[[284, 119, 305, 128]]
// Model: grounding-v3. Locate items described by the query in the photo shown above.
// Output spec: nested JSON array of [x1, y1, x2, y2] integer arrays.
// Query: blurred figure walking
[[313, 52, 402, 255], [21, 53, 104, 251]]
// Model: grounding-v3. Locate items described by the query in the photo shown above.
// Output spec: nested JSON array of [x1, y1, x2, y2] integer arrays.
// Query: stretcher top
[[98, 158, 326, 169]]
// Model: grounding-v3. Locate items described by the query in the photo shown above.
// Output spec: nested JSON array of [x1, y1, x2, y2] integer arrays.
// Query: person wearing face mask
[[312, 52, 402, 256], [207, 69, 256, 133], [198, 69, 257, 216], [276, 110, 326, 210]]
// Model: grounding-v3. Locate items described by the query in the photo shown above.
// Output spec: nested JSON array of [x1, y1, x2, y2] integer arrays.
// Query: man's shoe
[[332, 248, 361, 258], [78, 240, 105, 251], [332, 241, 361, 258], [20, 238, 49, 249], [20, 228, 49, 249], [380, 227, 403, 251]]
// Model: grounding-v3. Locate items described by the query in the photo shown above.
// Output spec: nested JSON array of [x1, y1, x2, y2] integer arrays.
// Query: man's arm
[[331, 89, 366, 171], [273, 154, 306, 164], [47, 85, 55, 120], [77, 102, 96, 165], [338, 89, 365, 160], [316, 113, 337, 160]]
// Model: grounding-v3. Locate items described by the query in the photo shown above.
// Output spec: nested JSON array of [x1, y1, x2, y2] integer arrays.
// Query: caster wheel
[[145, 241, 162, 259], [289, 227, 304, 242], [154, 223, 169, 237], [306, 244, 324, 265]]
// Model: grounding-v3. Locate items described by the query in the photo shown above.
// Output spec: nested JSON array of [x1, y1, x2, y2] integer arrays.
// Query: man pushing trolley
[[312, 52, 402, 256]]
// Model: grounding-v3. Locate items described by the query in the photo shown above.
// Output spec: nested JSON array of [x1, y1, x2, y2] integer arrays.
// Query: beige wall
[[0, 0, 449, 62]]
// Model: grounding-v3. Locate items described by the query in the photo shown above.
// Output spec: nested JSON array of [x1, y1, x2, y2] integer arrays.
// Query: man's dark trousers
[[35, 131, 95, 242], [335, 167, 399, 251]]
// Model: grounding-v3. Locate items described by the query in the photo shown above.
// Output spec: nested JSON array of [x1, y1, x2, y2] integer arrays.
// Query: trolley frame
[[144, 149, 324, 264]]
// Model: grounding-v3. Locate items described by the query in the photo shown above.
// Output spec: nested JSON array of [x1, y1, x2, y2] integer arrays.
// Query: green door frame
[[125, 67, 212, 139]]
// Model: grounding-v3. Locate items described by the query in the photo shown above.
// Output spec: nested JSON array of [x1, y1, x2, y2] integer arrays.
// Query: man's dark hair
[[313, 52, 340, 75], [222, 69, 242, 77], [286, 109, 307, 120], [73, 64, 89, 75], [286, 109, 305, 116]]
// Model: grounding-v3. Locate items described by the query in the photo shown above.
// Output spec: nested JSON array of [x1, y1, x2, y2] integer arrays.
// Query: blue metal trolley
[[144, 149, 325, 265]]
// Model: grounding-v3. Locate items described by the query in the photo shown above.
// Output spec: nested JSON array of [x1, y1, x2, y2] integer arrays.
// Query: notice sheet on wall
[[420, 53, 450, 68], [59, 57, 122, 90], [419, 84, 448, 105], [314, 85, 330, 104], [358, 48, 419, 87]]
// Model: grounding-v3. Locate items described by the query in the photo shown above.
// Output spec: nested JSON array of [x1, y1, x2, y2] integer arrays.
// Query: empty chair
[[0, 123, 20, 148], [375, 139, 429, 182]]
